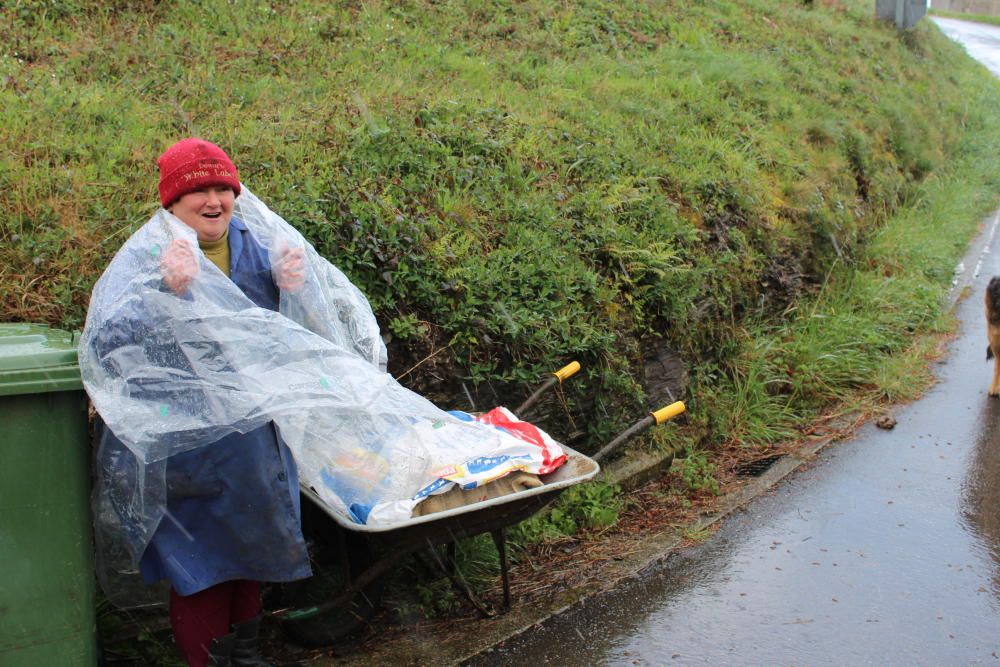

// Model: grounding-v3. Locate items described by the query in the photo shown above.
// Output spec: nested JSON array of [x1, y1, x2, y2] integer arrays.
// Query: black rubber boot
[[231, 615, 275, 667], [206, 632, 236, 666]]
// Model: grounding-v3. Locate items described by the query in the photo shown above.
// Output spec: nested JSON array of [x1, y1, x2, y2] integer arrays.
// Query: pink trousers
[[169, 580, 262, 667]]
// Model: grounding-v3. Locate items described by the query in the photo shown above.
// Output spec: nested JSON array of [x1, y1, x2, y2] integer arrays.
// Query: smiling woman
[[90, 137, 313, 667], [155, 139, 306, 297], [169, 186, 236, 242], [158, 138, 240, 244]]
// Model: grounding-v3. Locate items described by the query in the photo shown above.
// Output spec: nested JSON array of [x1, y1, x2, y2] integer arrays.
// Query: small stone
[[875, 414, 897, 429]]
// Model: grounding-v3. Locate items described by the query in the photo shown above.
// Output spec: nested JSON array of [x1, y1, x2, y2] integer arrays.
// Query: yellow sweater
[[199, 229, 231, 277]]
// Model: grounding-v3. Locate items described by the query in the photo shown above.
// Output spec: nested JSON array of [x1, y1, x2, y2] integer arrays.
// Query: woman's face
[[169, 186, 235, 242]]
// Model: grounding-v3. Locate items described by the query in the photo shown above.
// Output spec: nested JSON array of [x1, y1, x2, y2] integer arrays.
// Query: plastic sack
[[81, 187, 566, 572], [356, 407, 566, 524]]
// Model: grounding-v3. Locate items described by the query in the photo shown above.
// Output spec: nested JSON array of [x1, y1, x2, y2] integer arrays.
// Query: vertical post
[[876, 0, 927, 29]]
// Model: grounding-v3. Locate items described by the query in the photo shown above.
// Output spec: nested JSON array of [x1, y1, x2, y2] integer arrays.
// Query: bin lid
[[0, 323, 83, 396]]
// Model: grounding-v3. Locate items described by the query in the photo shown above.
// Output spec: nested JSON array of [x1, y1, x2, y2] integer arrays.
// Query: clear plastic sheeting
[[81, 188, 563, 583]]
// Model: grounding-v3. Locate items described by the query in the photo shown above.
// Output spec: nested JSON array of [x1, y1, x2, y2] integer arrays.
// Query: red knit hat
[[156, 138, 241, 208]]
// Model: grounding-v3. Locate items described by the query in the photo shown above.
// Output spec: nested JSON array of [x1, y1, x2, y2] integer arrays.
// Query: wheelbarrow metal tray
[[276, 446, 599, 643], [301, 445, 599, 544]]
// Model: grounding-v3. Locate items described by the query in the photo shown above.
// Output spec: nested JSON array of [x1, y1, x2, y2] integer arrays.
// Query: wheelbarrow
[[267, 362, 685, 646]]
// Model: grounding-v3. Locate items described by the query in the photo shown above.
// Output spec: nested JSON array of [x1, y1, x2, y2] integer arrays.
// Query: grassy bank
[[4, 1, 1000, 462], [9, 0, 1000, 657]]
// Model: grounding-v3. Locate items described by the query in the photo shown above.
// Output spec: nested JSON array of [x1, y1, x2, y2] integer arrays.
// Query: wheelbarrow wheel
[[271, 532, 383, 647], [268, 508, 384, 648]]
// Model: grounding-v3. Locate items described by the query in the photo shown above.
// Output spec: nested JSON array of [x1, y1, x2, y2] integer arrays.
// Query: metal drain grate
[[734, 454, 784, 478]]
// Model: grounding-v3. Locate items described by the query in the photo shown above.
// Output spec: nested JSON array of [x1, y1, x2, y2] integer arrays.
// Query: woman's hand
[[160, 239, 199, 295], [274, 244, 305, 292]]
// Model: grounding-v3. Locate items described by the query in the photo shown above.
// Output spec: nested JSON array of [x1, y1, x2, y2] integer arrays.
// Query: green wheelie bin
[[0, 323, 96, 665]]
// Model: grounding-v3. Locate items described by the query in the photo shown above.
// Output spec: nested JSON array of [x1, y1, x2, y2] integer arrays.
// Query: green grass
[[694, 66, 1000, 451], [930, 8, 1000, 27], [4, 1, 1000, 465], [10, 2, 1000, 633]]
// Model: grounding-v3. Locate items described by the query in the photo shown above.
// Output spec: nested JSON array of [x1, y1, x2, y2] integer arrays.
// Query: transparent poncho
[[82, 188, 563, 604]]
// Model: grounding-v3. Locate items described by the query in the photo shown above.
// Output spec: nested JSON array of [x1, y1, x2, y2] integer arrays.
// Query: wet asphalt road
[[469, 18, 1000, 667]]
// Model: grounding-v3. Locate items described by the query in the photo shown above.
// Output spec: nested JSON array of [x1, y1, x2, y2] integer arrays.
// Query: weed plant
[[513, 479, 624, 542]]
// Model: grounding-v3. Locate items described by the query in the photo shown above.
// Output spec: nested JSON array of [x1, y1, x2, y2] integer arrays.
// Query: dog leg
[[991, 354, 1000, 397]]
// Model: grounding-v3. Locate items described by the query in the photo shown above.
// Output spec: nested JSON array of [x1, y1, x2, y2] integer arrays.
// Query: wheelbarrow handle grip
[[594, 402, 687, 463], [516, 361, 582, 416], [553, 360, 581, 383], [651, 401, 685, 424]]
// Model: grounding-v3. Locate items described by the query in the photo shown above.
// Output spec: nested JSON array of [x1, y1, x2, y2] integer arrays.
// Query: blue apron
[[97, 217, 311, 595]]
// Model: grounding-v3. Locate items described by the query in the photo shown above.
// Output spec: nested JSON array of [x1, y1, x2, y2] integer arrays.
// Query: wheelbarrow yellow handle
[[593, 401, 687, 463], [651, 401, 685, 424], [516, 360, 582, 416], [553, 361, 581, 383]]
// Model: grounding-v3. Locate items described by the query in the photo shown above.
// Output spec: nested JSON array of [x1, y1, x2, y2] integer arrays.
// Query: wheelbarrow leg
[[337, 529, 351, 582], [447, 542, 458, 576], [490, 528, 511, 611], [423, 540, 495, 619]]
